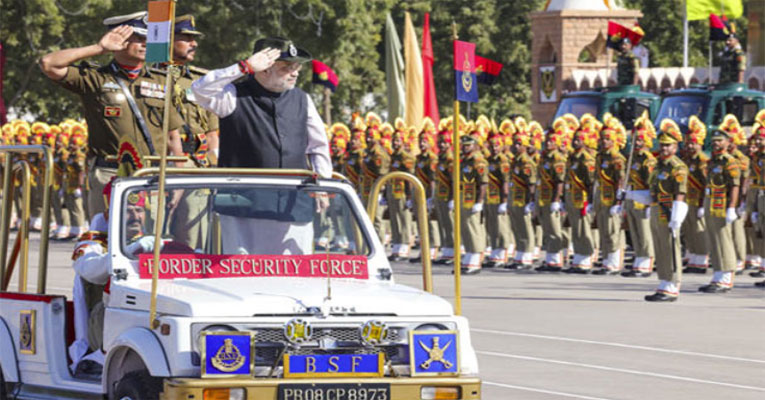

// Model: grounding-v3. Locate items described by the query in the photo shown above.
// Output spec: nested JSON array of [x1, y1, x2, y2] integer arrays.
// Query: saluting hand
[[98, 25, 134, 53], [247, 47, 281, 72]]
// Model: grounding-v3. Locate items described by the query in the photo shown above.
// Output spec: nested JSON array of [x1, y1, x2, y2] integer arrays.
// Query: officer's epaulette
[[188, 65, 210, 76], [149, 66, 169, 75]]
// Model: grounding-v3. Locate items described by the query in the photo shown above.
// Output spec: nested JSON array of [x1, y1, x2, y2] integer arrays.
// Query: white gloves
[[523, 202, 535, 215], [625, 190, 651, 205], [585, 204, 594, 215], [73, 188, 83, 198], [725, 207, 738, 224], [737, 204, 747, 218], [448, 200, 454, 211], [58, 188, 64, 197], [697, 207, 705, 219], [471, 202, 484, 214], [378, 194, 387, 206], [426, 197, 434, 211], [616, 188, 626, 201], [551, 201, 562, 213], [644, 207, 651, 218], [668, 200, 688, 236], [498, 202, 508, 214], [126, 236, 160, 255], [609, 205, 622, 216], [751, 211, 759, 224], [405, 199, 413, 209]]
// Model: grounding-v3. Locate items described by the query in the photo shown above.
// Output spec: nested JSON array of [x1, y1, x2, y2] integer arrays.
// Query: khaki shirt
[[435, 152, 454, 201], [510, 152, 537, 207], [566, 149, 596, 209], [390, 149, 415, 199], [538, 150, 567, 206], [460, 151, 488, 208], [415, 151, 438, 192], [487, 154, 510, 205], [597, 149, 626, 207], [650, 155, 688, 223], [361, 143, 390, 200], [56, 61, 183, 158], [682, 151, 709, 207], [706, 151, 741, 217], [750, 151, 765, 189], [343, 150, 364, 189]]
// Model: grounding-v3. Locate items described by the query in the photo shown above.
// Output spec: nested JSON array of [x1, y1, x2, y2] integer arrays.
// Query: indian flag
[[146, 1, 175, 63]]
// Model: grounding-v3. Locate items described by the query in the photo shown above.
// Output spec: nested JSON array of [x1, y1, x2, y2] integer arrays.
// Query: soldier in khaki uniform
[[699, 128, 741, 293], [630, 119, 689, 302], [745, 134, 763, 270], [507, 129, 537, 269], [751, 113, 765, 285], [564, 120, 598, 273], [413, 119, 440, 262], [66, 130, 89, 238], [344, 117, 366, 192], [361, 118, 390, 243], [536, 121, 568, 272], [39, 11, 185, 217], [527, 121, 545, 261], [682, 116, 711, 273], [51, 125, 73, 240], [593, 117, 627, 274], [159, 15, 220, 250], [434, 127, 456, 264], [484, 135, 511, 268], [622, 113, 656, 277], [459, 135, 488, 274], [387, 121, 416, 260], [719, 115, 749, 273]]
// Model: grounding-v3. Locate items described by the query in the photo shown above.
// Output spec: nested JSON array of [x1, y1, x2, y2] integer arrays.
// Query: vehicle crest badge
[[200, 331, 254, 378], [409, 331, 460, 376], [284, 318, 312, 344], [19, 310, 35, 354], [360, 320, 389, 346]]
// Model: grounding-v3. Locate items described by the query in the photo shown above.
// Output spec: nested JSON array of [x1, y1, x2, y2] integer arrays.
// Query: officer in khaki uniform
[[622, 113, 656, 277], [720, 115, 750, 273], [153, 15, 221, 250], [616, 37, 640, 85], [387, 122, 416, 260], [745, 134, 763, 270], [484, 135, 511, 268], [700, 128, 741, 293], [751, 112, 765, 286], [361, 121, 390, 243], [434, 127, 456, 264], [682, 116, 711, 273], [459, 135, 488, 274], [345, 122, 366, 193], [536, 122, 568, 272], [51, 126, 73, 240], [719, 30, 746, 84], [630, 119, 689, 302], [39, 11, 185, 217], [564, 121, 598, 273], [507, 130, 537, 269], [413, 120, 440, 262], [593, 117, 627, 274]]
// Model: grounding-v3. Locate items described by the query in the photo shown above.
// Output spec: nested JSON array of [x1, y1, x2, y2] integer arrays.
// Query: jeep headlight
[[414, 323, 449, 331], [360, 320, 389, 346]]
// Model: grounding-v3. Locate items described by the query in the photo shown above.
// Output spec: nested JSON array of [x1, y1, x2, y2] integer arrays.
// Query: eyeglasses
[[274, 62, 303, 73]]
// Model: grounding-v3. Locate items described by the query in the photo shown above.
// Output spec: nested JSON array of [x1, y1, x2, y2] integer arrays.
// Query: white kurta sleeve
[[190, 63, 243, 118], [305, 94, 332, 178], [73, 244, 109, 285]]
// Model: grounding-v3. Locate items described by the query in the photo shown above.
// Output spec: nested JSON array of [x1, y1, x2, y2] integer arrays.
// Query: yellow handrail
[[366, 171, 433, 294]]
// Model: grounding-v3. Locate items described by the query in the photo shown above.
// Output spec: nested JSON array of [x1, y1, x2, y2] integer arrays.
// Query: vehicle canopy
[[552, 84, 661, 130], [654, 83, 765, 147]]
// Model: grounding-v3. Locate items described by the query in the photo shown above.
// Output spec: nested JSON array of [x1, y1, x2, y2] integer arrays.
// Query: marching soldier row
[[323, 109, 765, 300]]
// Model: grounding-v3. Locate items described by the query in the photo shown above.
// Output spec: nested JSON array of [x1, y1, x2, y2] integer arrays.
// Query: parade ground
[[7, 232, 765, 400]]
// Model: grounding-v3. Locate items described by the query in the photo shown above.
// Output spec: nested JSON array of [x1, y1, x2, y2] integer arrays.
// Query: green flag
[[686, 0, 742, 21], [385, 13, 406, 121]]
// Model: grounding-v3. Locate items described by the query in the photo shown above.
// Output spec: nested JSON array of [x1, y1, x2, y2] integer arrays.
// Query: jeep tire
[[111, 370, 162, 400]]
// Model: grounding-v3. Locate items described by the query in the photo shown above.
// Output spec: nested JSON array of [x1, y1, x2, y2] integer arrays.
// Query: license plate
[[283, 353, 384, 378], [278, 383, 390, 400]]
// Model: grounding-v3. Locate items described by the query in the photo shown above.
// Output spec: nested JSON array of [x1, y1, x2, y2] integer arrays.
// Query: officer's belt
[[110, 64, 156, 155]]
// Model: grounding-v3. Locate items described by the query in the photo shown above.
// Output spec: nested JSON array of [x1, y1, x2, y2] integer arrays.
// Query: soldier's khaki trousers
[[682, 203, 710, 266], [364, 195, 387, 244], [434, 198, 454, 249], [51, 188, 71, 229], [413, 206, 440, 250], [596, 205, 623, 268], [744, 190, 762, 264], [539, 204, 564, 254], [626, 200, 653, 269], [460, 207, 485, 254], [386, 188, 411, 249], [567, 194, 595, 267], [705, 213, 737, 272], [87, 165, 116, 217], [485, 203, 511, 251], [650, 206, 682, 285], [732, 216, 746, 267], [510, 204, 534, 262], [170, 189, 210, 250], [65, 191, 86, 228]]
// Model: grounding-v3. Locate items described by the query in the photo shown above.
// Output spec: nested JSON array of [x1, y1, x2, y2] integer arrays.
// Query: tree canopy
[[0, 0, 752, 123]]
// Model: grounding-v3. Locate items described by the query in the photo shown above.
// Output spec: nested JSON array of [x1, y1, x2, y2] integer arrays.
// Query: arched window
[[578, 32, 607, 63], [539, 36, 557, 64]]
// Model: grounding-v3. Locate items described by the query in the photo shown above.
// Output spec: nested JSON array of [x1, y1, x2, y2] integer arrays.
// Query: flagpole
[[709, 41, 713, 84], [683, 1, 689, 67], [451, 22, 462, 316], [323, 86, 332, 124]]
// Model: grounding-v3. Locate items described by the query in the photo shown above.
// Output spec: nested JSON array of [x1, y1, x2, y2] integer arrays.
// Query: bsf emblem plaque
[[200, 331, 255, 378], [409, 330, 460, 376], [19, 310, 36, 354]]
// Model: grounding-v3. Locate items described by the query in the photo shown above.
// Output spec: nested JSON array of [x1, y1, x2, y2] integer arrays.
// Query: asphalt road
[[5, 233, 765, 400]]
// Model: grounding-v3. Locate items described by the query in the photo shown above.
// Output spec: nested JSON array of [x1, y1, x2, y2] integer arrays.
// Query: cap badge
[[289, 44, 298, 57]]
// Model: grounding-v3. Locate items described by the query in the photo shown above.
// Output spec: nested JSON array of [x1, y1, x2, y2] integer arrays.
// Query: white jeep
[[0, 169, 481, 400]]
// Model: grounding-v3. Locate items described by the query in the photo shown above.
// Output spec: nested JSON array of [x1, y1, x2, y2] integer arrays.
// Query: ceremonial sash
[[569, 170, 588, 209], [461, 179, 477, 208], [599, 169, 616, 206], [538, 168, 554, 206], [710, 184, 727, 218], [687, 173, 704, 207], [392, 179, 406, 199], [435, 168, 451, 200], [487, 173, 502, 204], [511, 174, 528, 207]]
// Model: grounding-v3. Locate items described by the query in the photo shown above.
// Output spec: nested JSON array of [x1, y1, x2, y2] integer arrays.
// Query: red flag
[[475, 55, 503, 85], [421, 13, 439, 127], [0, 42, 6, 125], [607, 21, 643, 50], [312, 60, 339, 92], [709, 14, 730, 41]]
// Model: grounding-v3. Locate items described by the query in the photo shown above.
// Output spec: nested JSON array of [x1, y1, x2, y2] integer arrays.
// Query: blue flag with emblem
[[453, 40, 478, 103], [201, 332, 254, 377], [409, 331, 460, 376]]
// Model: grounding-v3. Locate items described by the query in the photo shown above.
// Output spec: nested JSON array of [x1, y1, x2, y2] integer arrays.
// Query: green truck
[[654, 83, 765, 147], [551, 84, 662, 129]]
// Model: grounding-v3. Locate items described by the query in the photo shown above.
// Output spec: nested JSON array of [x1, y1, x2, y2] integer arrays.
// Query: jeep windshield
[[119, 181, 372, 260], [553, 96, 600, 120], [655, 94, 708, 132]]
